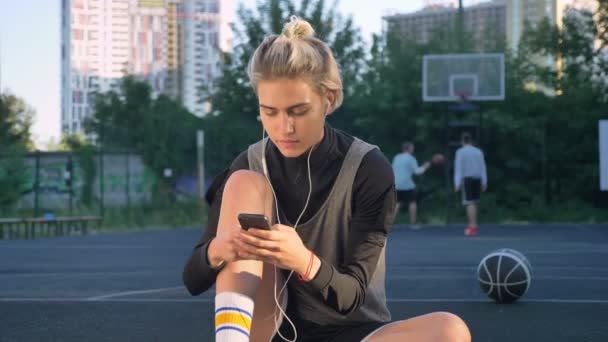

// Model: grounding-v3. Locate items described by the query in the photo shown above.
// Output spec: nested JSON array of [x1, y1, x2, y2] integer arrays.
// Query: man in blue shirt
[[392, 142, 430, 227], [454, 132, 487, 236]]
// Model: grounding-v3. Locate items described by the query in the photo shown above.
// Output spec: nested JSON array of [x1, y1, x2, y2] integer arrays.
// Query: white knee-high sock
[[215, 292, 254, 342]]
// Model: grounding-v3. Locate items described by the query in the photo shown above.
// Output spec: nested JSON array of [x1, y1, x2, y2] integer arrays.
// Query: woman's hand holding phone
[[237, 215, 311, 274], [207, 228, 242, 268], [209, 213, 314, 275], [238, 213, 271, 231], [206, 213, 272, 269]]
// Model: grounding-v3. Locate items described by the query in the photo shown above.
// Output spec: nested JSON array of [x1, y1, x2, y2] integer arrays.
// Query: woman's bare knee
[[365, 311, 470, 342], [432, 312, 471, 342], [217, 170, 273, 236], [223, 170, 271, 205]]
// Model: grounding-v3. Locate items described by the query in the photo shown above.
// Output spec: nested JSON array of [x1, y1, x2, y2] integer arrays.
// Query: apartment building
[[384, 0, 597, 53], [383, 0, 507, 51], [60, 0, 234, 136], [507, 0, 598, 52]]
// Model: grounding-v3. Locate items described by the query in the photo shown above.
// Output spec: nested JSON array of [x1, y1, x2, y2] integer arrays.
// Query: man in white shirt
[[454, 133, 487, 236], [392, 142, 430, 227]]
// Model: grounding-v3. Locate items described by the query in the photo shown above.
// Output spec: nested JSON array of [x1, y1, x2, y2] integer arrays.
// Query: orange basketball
[[432, 153, 445, 165]]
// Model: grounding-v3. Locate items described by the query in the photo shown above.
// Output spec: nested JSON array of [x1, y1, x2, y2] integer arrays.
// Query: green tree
[[513, 8, 607, 207], [0, 93, 35, 149], [342, 23, 489, 214], [61, 134, 97, 206], [349, 17, 496, 157], [202, 0, 366, 176], [0, 144, 29, 212], [350, 7, 607, 218], [86, 76, 199, 201], [86, 76, 152, 149], [0, 93, 35, 211]]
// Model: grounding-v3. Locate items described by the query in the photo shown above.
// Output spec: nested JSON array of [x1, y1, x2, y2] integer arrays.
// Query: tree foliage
[[0, 93, 35, 211], [0, 93, 34, 150], [86, 76, 199, 199], [201, 1, 607, 215], [504, 8, 607, 207], [62, 134, 97, 206], [350, 6, 607, 212], [82, 3, 607, 219]]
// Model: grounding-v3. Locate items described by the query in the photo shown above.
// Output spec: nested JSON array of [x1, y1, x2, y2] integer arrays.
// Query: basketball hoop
[[449, 91, 478, 112], [422, 53, 505, 102], [455, 91, 471, 104]]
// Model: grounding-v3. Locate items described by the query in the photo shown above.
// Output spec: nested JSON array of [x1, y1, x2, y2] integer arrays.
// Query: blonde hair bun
[[248, 14, 344, 112], [282, 15, 315, 39]]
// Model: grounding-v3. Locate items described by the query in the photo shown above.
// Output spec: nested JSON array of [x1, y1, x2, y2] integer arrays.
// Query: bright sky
[[0, 0, 426, 150]]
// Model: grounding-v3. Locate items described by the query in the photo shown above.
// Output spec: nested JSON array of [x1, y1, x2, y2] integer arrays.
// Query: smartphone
[[238, 213, 271, 231]]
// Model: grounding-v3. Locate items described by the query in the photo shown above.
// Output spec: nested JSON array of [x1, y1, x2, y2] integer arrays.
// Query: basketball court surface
[[1, 223, 607, 341]]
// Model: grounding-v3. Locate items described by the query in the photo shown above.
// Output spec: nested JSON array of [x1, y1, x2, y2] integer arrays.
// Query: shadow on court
[[1, 224, 607, 341]]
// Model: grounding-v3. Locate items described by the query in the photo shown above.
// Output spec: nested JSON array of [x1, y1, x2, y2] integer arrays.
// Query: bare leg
[[249, 262, 287, 342], [408, 201, 417, 225], [466, 204, 477, 227], [216, 170, 273, 294], [363, 312, 470, 342], [215, 170, 283, 341]]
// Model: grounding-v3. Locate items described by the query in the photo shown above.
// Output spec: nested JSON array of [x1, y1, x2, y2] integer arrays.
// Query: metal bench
[[0, 218, 28, 240]]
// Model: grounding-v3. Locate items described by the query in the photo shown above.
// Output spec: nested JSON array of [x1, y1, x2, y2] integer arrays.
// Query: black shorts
[[462, 177, 481, 205], [273, 319, 388, 342], [396, 190, 416, 204]]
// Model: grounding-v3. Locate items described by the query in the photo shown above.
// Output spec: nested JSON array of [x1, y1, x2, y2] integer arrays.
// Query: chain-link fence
[[2, 150, 152, 216]]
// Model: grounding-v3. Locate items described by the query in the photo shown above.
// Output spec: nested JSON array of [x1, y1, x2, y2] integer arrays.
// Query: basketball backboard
[[423, 53, 505, 102]]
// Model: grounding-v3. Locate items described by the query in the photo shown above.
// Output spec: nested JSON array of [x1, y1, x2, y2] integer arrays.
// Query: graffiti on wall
[[15, 153, 157, 209], [21, 162, 156, 196]]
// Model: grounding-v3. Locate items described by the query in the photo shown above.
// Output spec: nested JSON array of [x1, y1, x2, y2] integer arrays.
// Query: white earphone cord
[[261, 129, 313, 342]]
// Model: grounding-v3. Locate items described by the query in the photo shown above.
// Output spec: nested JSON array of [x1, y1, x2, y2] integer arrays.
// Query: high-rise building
[[61, 0, 130, 135], [165, 1, 182, 99], [128, 0, 167, 97], [506, 0, 598, 52], [60, 0, 234, 136], [384, 0, 598, 53], [383, 0, 507, 51], [179, 0, 234, 117]]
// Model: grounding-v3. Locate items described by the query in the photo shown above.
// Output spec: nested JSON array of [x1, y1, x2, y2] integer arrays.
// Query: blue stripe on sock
[[215, 306, 253, 319], [215, 325, 250, 337]]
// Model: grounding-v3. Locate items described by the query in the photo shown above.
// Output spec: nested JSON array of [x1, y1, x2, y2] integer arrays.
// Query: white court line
[[0, 246, 183, 249], [528, 250, 608, 254], [387, 298, 608, 304], [400, 249, 608, 254], [84, 286, 184, 301], [0, 271, 168, 278], [390, 266, 608, 271], [386, 275, 608, 280], [3, 273, 607, 280], [0, 297, 212, 303], [2, 297, 608, 304], [4, 269, 606, 278]]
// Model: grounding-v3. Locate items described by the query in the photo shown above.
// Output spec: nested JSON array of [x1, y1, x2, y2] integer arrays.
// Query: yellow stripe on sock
[[215, 312, 252, 331]]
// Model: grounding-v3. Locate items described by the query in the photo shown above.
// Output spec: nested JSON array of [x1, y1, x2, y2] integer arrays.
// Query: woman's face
[[257, 78, 329, 158]]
